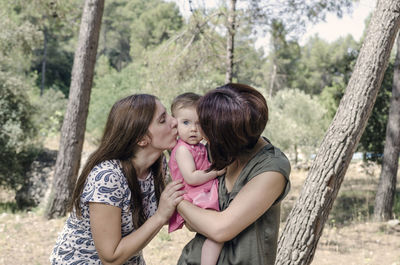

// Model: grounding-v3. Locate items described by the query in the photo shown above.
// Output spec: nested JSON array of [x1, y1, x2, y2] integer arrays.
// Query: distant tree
[[359, 62, 393, 161], [266, 89, 329, 163], [293, 35, 359, 95], [46, 0, 104, 218], [13, 0, 82, 96], [87, 56, 145, 140], [0, 6, 41, 190], [265, 19, 301, 96], [130, 0, 183, 56], [374, 31, 400, 221], [188, 0, 354, 86], [276, 1, 400, 264], [225, 0, 236, 83], [97, 0, 183, 70]]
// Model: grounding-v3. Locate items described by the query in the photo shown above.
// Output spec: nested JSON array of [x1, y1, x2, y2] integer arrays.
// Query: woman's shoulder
[[92, 159, 122, 172], [249, 142, 291, 179], [88, 159, 126, 183]]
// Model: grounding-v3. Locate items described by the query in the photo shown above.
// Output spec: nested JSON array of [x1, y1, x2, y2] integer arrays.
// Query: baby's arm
[[175, 145, 224, 186]]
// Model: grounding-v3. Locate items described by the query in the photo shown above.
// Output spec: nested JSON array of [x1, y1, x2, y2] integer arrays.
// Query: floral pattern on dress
[[50, 159, 158, 265]]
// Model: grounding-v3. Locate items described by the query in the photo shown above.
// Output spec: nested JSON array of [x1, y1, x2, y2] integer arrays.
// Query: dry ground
[[0, 139, 399, 264]]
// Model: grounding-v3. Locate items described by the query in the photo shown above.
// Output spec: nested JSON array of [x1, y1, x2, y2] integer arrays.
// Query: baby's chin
[[186, 137, 202, 145]]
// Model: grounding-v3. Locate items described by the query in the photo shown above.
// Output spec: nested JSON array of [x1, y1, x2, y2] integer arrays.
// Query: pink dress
[[168, 139, 219, 233]]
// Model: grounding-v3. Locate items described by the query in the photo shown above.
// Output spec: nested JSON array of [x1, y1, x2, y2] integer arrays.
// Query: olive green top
[[177, 142, 291, 265]]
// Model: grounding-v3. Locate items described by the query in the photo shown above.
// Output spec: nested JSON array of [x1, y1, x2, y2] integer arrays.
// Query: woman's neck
[[131, 148, 162, 179], [234, 137, 267, 164], [225, 137, 267, 183]]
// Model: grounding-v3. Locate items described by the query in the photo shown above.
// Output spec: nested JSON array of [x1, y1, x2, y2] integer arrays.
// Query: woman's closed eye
[[159, 113, 166, 123]]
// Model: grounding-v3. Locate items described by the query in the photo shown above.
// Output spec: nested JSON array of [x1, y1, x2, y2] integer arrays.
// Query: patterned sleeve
[[81, 165, 127, 209]]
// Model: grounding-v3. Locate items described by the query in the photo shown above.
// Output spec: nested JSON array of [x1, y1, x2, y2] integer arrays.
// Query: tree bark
[[46, 0, 104, 219], [225, 0, 236, 84], [374, 31, 400, 221], [276, 1, 400, 264]]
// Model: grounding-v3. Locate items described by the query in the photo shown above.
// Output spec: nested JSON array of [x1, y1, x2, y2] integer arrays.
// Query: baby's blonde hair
[[171, 92, 201, 117]]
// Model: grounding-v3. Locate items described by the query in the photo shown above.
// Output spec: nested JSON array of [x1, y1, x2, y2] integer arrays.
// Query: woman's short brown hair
[[197, 83, 268, 170]]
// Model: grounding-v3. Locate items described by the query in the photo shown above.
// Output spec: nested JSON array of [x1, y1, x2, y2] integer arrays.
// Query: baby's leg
[[201, 238, 223, 265]]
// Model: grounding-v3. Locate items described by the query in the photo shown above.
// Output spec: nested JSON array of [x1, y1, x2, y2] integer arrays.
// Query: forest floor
[[0, 137, 399, 265]]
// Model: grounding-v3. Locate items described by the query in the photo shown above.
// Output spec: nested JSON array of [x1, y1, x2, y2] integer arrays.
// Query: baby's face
[[174, 106, 203, 145]]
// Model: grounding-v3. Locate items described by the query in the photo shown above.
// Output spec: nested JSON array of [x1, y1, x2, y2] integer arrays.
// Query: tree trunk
[[40, 26, 47, 96], [46, 0, 104, 219], [373, 31, 400, 221], [276, 1, 400, 264], [225, 0, 236, 84], [269, 64, 277, 98]]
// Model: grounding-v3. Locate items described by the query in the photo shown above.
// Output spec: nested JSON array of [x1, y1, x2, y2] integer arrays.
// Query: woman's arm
[[175, 145, 224, 186], [177, 171, 286, 243], [90, 180, 185, 265]]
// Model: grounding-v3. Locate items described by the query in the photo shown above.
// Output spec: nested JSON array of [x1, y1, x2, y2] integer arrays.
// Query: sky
[[172, 0, 377, 50], [300, 0, 377, 44]]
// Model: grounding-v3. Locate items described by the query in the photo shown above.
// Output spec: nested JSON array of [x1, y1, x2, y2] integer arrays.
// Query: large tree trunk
[[373, 31, 400, 221], [225, 0, 236, 84], [276, 1, 400, 264], [46, 0, 104, 219]]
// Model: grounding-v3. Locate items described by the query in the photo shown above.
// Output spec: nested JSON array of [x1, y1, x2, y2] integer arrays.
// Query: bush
[[0, 73, 39, 189], [30, 87, 67, 138]]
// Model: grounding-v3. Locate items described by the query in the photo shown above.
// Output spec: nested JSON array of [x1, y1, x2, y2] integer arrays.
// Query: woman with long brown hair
[[51, 94, 185, 265], [177, 84, 291, 265]]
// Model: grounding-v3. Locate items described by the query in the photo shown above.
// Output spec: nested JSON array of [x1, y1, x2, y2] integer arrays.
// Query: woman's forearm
[[177, 171, 287, 244], [109, 213, 165, 265], [177, 201, 229, 243], [92, 180, 185, 265]]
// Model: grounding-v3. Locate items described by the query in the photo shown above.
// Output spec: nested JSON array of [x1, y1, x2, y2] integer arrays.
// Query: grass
[[329, 190, 375, 225], [0, 202, 19, 214]]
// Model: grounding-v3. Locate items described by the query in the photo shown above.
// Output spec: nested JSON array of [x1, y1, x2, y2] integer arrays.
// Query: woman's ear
[[138, 135, 150, 147]]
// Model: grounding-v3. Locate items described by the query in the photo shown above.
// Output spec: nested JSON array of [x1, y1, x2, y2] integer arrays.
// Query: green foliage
[[293, 35, 359, 95], [0, 202, 19, 214], [136, 11, 226, 103], [393, 191, 400, 218], [358, 62, 393, 162], [0, 5, 42, 190], [265, 89, 330, 161], [11, 0, 82, 96], [248, 0, 353, 33], [100, 0, 143, 70], [0, 74, 39, 189], [263, 19, 301, 96], [329, 189, 375, 225], [130, 1, 183, 55], [87, 56, 146, 140], [99, 0, 183, 70], [29, 88, 67, 138]]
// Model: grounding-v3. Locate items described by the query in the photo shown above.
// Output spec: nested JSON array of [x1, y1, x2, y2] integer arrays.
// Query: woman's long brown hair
[[69, 94, 165, 228]]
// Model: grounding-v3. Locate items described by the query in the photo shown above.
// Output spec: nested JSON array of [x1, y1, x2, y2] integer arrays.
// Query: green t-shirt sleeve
[[246, 146, 291, 205]]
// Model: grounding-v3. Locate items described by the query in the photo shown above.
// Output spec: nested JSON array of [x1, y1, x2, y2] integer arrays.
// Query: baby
[[168, 92, 225, 265]]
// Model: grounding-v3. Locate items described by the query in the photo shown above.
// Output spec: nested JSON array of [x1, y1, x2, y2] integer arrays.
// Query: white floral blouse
[[50, 159, 159, 265]]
